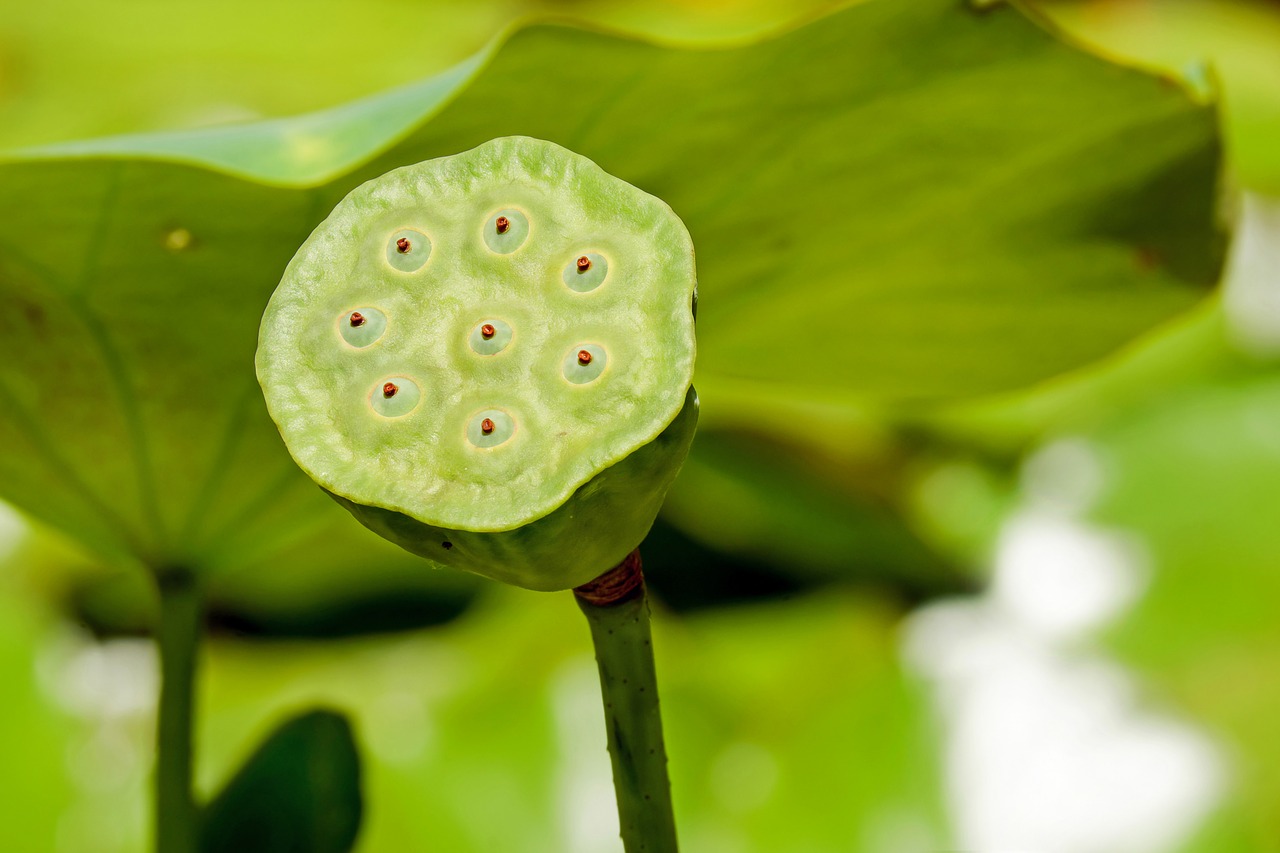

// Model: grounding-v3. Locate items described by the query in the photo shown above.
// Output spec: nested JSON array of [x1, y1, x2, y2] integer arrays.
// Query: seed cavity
[[467, 409, 515, 448], [371, 376, 421, 418], [564, 343, 607, 384], [339, 307, 387, 348], [563, 252, 608, 293], [386, 228, 431, 272], [483, 209, 529, 254], [469, 318, 513, 356]]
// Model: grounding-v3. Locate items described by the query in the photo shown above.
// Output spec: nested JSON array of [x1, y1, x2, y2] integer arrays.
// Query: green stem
[[154, 570, 202, 853], [575, 550, 679, 853]]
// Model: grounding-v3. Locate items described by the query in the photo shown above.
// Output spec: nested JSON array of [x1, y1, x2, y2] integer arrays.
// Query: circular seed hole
[[563, 343, 607, 384], [339, 307, 387, 348], [469, 318, 514, 356], [467, 409, 515, 448], [386, 228, 432, 272], [482, 209, 530, 254], [371, 376, 421, 418], [563, 252, 608, 293]]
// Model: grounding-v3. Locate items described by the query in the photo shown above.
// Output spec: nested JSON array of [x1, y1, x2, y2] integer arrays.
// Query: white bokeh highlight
[[1224, 193, 1280, 356], [905, 437, 1226, 853]]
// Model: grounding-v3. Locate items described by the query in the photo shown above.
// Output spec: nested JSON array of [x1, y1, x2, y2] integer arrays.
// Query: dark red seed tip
[[481, 417, 495, 435], [576, 255, 591, 272], [577, 349, 593, 366], [480, 323, 496, 339], [495, 216, 510, 234], [349, 312, 365, 327], [383, 382, 398, 398], [396, 237, 411, 254]]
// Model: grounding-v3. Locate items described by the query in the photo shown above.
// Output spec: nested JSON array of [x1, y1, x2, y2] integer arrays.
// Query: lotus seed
[[483, 209, 530, 254], [338, 307, 387, 348], [467, 408, 515, 448], [563, 252, 608, 293], [370, 377, 422, 418], [386, 228, 432, 272], [469, 318, 513, 355], [564, 344, 607, 384]]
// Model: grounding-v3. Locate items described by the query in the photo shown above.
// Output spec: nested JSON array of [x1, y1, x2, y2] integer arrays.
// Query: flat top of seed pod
[[256, 137, 696, 533]]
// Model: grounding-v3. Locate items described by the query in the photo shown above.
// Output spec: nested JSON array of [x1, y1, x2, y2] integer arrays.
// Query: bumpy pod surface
[[257, 137, 697, 591]]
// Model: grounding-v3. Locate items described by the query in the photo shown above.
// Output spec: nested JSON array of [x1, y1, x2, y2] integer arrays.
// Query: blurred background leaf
[[0, 579, 942, 852], [199, 709, 362, 853]]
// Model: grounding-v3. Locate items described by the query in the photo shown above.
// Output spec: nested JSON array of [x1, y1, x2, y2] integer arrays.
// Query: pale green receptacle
[[257, 137, 697, 591]]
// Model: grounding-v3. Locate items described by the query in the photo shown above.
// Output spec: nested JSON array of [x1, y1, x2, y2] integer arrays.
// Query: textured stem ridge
[[575, 551, 679, 853], [154, 570, 202, 853]]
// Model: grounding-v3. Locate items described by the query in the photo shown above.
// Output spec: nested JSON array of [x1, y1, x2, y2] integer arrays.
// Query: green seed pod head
[[256, 137, 697, 591]]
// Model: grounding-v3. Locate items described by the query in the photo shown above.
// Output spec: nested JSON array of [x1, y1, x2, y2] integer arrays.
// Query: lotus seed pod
[[256, 136, 697, 591]]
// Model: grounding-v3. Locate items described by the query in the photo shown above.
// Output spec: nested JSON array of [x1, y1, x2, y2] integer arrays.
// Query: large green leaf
[[1033, 0, 1280, 194], [0, 0, 1224, 572]]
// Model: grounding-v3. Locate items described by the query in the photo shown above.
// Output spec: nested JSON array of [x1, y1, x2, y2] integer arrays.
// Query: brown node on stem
[[495, 216, 510, 234], [481, 417, 495, 435], [481, 323, 496, 339], [396, 237, 411, 254], [349, 312, 366, 327], [576, 255, 592, 272], [577, 349, 593, 366], [575, 549, 644, 607], [383, 382, 398, 398]]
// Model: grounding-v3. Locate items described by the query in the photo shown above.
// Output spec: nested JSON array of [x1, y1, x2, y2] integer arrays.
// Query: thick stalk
[[575, 550, 679, 853], [154, 569, 202, 853]]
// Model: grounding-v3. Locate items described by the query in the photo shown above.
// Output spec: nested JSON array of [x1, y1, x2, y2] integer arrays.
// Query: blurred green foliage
[[0, 582, 941, 852]]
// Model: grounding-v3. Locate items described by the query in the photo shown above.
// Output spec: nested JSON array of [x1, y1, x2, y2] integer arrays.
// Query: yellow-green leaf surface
[[1032, 0, 1280, 195], [0, 0, 1224, 571]]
